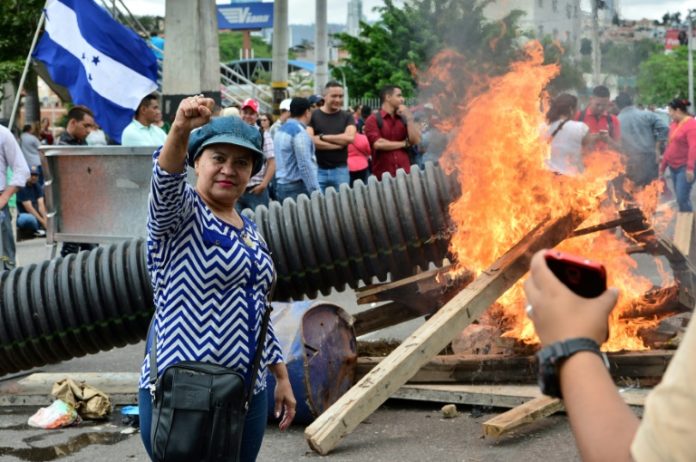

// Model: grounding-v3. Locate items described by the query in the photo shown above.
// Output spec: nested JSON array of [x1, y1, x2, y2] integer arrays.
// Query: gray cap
[[187, 116, 264, 175]]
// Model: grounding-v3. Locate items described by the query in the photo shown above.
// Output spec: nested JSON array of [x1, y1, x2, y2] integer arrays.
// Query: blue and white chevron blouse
[[138, 159, 284, 394]]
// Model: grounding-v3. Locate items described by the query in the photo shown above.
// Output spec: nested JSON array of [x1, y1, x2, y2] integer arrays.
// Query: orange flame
[[426, 42, 674, 352]]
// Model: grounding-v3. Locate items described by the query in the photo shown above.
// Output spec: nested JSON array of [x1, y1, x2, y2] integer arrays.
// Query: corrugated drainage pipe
[[0, 163, 458, 375]]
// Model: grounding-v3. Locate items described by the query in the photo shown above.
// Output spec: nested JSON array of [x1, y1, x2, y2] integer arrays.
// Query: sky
[[120, 0, 693, 24]]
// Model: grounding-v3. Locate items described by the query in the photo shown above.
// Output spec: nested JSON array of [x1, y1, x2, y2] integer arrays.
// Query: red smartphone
[[543, 250, 607, 298]]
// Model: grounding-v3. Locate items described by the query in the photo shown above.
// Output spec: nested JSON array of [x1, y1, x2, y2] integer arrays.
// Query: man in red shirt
[[576, 85, 622, 152], [364, 85, 421, 179]]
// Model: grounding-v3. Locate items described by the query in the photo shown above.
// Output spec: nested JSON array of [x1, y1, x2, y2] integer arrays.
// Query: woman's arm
[[149, 96, 215, 240], [267, 362, 296, 431], [157, 96, 214, 173]]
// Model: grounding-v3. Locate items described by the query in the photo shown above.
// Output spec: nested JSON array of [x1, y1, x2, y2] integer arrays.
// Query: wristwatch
[[536, 337, 609, 399]]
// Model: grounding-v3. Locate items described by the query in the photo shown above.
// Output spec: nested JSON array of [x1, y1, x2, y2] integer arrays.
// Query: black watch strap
[[537, 337, 609, 399]]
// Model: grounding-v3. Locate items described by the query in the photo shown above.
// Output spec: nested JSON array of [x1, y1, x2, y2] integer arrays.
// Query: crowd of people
[[1, 82, 695, 268], [1, 81, 696, 460], [545, 85, 696, 211]]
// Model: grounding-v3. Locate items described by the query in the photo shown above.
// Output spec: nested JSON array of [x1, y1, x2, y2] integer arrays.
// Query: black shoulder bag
[[148, 276, 275, 462]]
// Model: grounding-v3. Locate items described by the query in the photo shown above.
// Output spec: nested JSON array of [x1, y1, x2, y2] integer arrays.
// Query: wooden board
[[355, 265, 453, 304], [356, 350, 674, 386], [391, 383, 649, 408], [482, 395, 563, 437], [354, 301, 438, 336], [304, 212, 585, 455], [0, 372, 140, 406]]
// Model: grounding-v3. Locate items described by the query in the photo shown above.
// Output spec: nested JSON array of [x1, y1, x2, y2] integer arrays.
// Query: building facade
[[485, 0, 582, 56], [346, 0, 364, 37]]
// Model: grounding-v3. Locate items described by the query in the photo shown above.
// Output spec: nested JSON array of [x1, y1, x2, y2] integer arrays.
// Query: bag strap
[[149, 270, 277, 408], [550, 119, 569, 138], [245, 297, 273, 409]]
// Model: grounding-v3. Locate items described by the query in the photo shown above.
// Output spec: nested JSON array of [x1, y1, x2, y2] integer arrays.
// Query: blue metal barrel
[[266, 301, 356, 424]]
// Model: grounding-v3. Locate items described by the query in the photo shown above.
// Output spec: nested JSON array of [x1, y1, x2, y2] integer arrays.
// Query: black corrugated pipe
[[251, 165, 458, 299], [0, 163, 458, 375], [0, 239, 153, 375]]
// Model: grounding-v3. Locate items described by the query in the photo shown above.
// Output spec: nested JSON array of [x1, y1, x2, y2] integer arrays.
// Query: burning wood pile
[[304, 42, 695, 454]]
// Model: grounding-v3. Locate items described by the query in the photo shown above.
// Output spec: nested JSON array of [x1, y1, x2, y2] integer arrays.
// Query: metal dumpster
[[41, 145, 194, 245]]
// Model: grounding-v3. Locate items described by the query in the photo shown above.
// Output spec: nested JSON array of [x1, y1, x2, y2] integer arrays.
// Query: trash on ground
[[28, 399, 81, 429], [120, 405, 140, 428], [51, 378, 112, 420]]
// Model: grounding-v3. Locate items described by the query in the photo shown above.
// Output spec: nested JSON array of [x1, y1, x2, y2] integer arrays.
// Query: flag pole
[[8, 9, 46, 131]]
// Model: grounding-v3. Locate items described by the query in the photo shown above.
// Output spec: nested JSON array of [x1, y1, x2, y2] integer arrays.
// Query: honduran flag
[[33, 0, 158, 143]]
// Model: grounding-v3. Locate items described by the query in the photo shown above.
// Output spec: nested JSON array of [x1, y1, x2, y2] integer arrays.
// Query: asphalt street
[[0, 235, 656, 461]]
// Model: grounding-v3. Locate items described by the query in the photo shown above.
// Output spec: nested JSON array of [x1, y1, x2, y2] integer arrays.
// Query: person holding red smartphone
[[524, 249, 696, 461]]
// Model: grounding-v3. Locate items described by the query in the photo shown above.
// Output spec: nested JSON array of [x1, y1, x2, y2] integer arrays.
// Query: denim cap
[[187, 116, 264, 175]]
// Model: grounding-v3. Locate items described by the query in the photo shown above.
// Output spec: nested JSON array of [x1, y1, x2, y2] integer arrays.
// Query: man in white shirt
[[0, 124, 30, 270], [120, 94, 167, 146]]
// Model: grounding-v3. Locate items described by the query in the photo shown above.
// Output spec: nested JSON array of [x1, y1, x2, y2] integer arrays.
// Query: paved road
[[2, 236, 648, 461]]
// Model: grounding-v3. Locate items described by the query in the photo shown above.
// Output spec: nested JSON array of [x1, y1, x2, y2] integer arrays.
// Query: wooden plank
[[354, 301, 435, 337], [482, 395, 563, 437], [353, 270, 474, 336], [355, 266, 452, 303], [0, 372, 140, 406], [673, 212, 695, 257], [356, 350, 673, 385], [571, 210, 644, 238], [304, 211, 585, 455], [393, 384, 546, 408], [357, 354, 537, 383], [391, 383, 649, 408]]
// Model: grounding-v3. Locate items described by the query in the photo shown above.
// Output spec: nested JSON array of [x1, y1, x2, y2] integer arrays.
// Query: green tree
[[0, 0, 44, 109], [636, 46, 689, 105], [218, 31, 273, 63], [541, 38, 585, 95], [332, 0, 440, 98], [333, 0, 524, 100], [601, 39, 662, 78]]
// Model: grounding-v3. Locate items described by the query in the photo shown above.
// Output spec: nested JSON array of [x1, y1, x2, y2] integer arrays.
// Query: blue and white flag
[[33, 0, 158, 143]]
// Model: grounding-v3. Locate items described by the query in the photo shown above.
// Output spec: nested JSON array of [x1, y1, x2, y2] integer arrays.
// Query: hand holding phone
[[543, 250, 607, 298]]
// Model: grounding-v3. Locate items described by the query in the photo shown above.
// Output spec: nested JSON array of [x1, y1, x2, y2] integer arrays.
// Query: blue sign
[[217, 3, 274, 30]]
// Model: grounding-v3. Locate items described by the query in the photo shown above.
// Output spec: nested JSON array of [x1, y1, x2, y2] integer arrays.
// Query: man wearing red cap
[[238, 98, 276, 211]]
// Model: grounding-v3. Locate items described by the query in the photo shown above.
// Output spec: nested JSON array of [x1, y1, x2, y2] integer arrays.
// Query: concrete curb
[[0, 372, 139, 406]]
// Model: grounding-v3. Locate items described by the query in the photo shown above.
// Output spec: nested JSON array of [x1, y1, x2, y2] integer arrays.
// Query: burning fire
[[426, 42, 673, 351]]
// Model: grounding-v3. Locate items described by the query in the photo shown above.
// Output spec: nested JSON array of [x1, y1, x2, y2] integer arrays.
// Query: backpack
[[375, 111, 419, 165], [578, 108, 614, 138]]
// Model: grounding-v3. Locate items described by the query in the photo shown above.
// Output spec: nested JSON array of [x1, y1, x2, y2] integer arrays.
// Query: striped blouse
[[138, 156, 284, 393]]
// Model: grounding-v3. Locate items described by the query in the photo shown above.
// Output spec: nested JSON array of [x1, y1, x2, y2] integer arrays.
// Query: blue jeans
[[0, 205, 15, 270], [17, 213, 40, 232], [276, 181, 312, 203], [318, 166, 349, 193], [670, 166, 694, 212], [236, 187, 270, 213], [138, 387, 268, 462]]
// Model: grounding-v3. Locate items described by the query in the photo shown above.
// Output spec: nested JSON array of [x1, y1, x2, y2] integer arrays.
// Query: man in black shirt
[[58, 105, 97, 256], [16, 166, 47, 239], [58, 105, 96, 145], [307, 81, 356, 191]]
